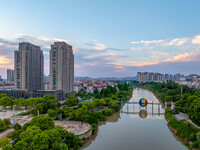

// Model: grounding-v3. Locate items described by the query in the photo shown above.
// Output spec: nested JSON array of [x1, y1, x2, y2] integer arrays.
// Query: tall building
[[7, 69, 14, 82], [50, 42, 74, 94], [14, 42, 44, 91], [137, 72, 142, 82]]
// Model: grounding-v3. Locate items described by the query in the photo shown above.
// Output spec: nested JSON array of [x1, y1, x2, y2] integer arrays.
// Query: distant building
[[136, 72, 187, 82], [14, 42, 44, 91], [137, 72, 142, 82], [7, 69, 14, 82], [0, 76, 3, 82], [50, 42, 74, 94], [44, 82, 50, 90], [74, 83, 82, 93], [44, 75, 50, 83]]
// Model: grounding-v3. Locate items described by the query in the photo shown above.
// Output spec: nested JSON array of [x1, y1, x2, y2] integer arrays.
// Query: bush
[[92, 124, 98, 134], [3, 119, 11, 126], [192, 140, 200, 148], [13, 123, 22, 130], [0, 119, 7, 132], [102, 108, 113, 116], [19, 111, 30, 116], [85, 115, 98, 124], [30, 115, 55, 131]]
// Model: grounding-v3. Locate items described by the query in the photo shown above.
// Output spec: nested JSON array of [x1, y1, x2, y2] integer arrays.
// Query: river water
[[82, 88, 187, 150]]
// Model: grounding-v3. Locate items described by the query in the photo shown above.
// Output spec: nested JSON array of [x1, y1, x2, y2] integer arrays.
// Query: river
[[82, 88, 187, 150]]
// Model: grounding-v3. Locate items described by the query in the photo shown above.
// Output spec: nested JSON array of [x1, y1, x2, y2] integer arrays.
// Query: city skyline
[[1, 0, 200, 78]]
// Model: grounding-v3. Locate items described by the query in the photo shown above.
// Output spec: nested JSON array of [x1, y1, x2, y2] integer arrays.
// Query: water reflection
[[139, 109, 147, 119]]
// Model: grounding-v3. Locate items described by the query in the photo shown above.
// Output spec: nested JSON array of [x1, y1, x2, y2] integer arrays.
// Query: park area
[[0, 109, 91, 139]]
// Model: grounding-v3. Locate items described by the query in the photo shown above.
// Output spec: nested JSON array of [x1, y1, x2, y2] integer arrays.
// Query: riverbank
[[165, 108, 200, 149]]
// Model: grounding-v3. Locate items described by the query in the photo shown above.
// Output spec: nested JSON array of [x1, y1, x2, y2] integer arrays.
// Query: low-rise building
[[74, 83, 82, 93], [0, 89, 64, 101]]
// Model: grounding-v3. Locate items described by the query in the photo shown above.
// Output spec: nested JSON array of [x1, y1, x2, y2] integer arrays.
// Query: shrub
[[192, 140, 200, 148], [13, 123, 22, 130], [91, 124, 98, 134], [0, 119, 7, 132], [3, 119, 11, 126]]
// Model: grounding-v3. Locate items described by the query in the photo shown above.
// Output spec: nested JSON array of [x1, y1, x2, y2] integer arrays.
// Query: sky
[[0, 0, 200, 78]]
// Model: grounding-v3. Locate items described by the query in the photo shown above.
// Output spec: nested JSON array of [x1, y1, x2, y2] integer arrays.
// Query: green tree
[[64, 107, 74, 118], [47, 109, 58, 118], [57, 108, 64, 115], [0, 97, 13, 109], [96, 93, 102, 99], [54, 126, 68, 138], [109, 100, 120, 111], [20, 98, 30, 109], [31, 103, 44, 116], [3, 119, 11, 126], [30, 115, 55, 131], [74, 107, 88, 121], [43, 129, 62, 148], [64, 133, 81, 150], [35, 97, 45, 104], [27, 98, 37, 108], [11, 129, 23, 142], [14, 141, 28, 150], [13, 99, 21, 110], [93, 99, 106, 106], [94, 89, 98, 95], [82, 102, 95, 109], [3, 144, 13, 150], [0, 119, 7, 132], [52, 142, 68, 150], [30, 132, 50, 150], [13, 123, 22, 130], [0, 137, 11, 149], [65, 94, 78, 107], [0, 94, 7, 98], [20, 126, 42, 143], [44, 94, 56, 101]]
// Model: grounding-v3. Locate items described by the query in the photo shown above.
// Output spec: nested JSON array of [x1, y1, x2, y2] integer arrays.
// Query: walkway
[[175, 112, 200, 129], [0, 129, 14, 139], [54, 121, 91, 135]]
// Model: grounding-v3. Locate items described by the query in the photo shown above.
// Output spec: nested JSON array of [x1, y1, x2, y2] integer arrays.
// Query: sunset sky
[[0, 0, 200, 78]]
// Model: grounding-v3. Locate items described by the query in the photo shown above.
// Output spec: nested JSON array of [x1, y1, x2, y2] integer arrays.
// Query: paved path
[[175, 112, 200, 129], [0, 129, 15, 139], [54, 121, 91, 135]]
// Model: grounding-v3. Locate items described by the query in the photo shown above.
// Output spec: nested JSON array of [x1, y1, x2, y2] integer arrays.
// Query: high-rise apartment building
[[7, 69, 14, 82], [50, 42, 74, 94], [14, 42, 44, 91]]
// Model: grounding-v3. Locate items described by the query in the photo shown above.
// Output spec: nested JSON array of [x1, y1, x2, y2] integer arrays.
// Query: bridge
[[119, 101, 175, 111], [119, 101, 175, 106], [119, 100, 175, 118]]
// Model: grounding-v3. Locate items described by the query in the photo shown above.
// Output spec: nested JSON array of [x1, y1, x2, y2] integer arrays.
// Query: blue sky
[[0, 0, 200, 78]]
